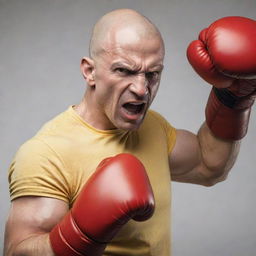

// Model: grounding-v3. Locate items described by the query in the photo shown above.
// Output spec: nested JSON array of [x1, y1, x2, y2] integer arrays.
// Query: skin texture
[[75, 9, 165, 130], [4, 8, 240, 256]]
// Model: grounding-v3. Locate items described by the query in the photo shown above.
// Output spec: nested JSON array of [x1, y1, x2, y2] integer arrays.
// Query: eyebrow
[[111, 61, 164, 71], [111, 62, 131, 70]]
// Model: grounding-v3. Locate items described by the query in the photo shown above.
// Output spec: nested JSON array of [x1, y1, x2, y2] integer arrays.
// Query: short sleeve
[[165, 120, 177, 154], [8, 138, 71, 203], [150, 110, 177, 154]]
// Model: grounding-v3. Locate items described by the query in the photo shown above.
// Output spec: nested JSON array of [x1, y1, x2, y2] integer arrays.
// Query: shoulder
[[35, 106, 75, 137], [146, 109, 167, 121], [141, 109, 177, 153], [10, 106, 75, 177], [143, 109, 175, 132], [32, 106, 86, 155], [10, 137, 65, 178]]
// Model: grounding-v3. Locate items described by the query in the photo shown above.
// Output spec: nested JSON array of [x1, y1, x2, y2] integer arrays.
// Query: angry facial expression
[[86, 35, 164, 131]]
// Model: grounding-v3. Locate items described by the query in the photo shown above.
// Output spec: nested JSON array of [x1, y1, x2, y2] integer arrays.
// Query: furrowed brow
[[111, 62, 132, 69], [150, 64, 164, 72]]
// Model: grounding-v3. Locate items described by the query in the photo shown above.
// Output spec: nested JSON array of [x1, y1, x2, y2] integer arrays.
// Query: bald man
[[4, 8, 255, 256]]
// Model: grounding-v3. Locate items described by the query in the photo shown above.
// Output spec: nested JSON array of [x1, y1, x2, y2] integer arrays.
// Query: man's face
[[89, 36, 164, 130]]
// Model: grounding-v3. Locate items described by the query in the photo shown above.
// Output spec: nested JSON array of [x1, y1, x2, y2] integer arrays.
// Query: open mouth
[[122, 102, 146, 115]]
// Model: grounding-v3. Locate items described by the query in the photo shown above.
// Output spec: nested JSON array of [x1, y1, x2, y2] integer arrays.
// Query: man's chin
[[113, 108, 148, 131], [117, 117, 145, 131], [122, 123, 141, 131]]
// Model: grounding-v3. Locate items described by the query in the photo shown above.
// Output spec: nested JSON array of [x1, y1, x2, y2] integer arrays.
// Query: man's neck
[[73, 92, 116, 131]]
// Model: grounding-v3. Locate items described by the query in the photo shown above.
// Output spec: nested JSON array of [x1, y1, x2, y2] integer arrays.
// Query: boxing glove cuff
[[49, 212, 107, 256], [213, 87, 240, 108], [206, 88, 252, 140]]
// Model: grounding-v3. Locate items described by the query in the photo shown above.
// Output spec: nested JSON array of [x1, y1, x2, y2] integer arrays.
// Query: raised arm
[[170, 16, 256, 186], [170, 124, 240, 186]]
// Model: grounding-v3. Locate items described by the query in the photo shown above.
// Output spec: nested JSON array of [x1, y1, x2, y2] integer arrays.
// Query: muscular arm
[[4, 196, 69, 256], [5, 154, 154, 256], [170, 122, 241, 186], [173, 16, 256, 186]]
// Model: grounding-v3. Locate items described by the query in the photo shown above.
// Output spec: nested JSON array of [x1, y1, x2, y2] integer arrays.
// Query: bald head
[[89, 9, 165, 60]]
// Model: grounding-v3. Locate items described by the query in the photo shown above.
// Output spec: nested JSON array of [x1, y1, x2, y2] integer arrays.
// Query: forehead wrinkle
[[102, 39, 164, 66], [111, 58, 164, 74], [105, 43, 164, 71], [114, 61, 143, 72]]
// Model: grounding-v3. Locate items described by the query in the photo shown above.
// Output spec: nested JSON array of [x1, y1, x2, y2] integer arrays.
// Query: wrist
[[49, 212, 107, 256], [205, 88, 252, 140], [213, 87, 255, 110]]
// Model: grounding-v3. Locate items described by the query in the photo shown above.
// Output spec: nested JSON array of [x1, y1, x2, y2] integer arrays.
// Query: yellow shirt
[[8, 106, 176, 256]]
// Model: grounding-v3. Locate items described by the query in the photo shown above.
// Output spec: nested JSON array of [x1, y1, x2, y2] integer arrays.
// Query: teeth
[[128, 102, 144, 105], [122, 102, 145, 115]]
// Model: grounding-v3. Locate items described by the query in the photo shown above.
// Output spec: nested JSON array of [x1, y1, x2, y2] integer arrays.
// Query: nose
[[129, 73, 149, 97]]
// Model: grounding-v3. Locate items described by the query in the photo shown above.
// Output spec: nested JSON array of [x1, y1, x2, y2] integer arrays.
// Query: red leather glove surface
[[187, 16, 256, 140], [49, 153, 154, 256]]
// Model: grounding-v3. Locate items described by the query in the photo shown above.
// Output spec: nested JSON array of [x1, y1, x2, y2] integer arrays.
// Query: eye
[[115, 67, 136, 76], [146, 71, 160, 80], [115, 68, 129, 74]]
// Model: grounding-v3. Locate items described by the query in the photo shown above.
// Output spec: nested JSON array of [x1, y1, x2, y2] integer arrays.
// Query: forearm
[[172, 16, 255, 186], [170, 124, 240, 186], [6, 233, 54, 256], [198, 122, 241, 180]]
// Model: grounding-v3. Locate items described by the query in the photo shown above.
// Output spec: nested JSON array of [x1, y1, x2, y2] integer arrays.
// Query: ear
[[80, 57, 95, 86]]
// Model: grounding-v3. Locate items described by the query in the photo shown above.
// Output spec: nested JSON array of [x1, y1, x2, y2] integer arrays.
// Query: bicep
[[170, 129, 201, 177], [169, 129, 212, 185], [4, 196, 69, 254], [169, 122, 239, 186]]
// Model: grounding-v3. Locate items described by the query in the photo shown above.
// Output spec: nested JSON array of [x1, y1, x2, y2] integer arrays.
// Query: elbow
[[199, 161, 232, 187], [202, 171, 228, 187]]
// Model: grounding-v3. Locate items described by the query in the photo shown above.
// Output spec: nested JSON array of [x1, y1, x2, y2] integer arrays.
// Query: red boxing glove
[[187, 16, 256, 140], [49, 153, 155, 256]]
